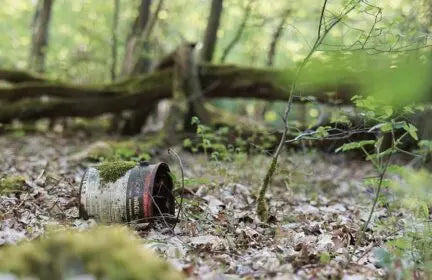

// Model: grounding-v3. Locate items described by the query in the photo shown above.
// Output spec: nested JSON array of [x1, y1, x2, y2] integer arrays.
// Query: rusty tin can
[[79, 162, 175, 223]]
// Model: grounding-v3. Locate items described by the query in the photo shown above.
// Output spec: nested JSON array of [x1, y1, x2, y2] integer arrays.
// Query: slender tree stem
[[349, 149, 393, 262], [168, 149, 185, 230], [220, 0, 254, 63], [257, 0, 360, 221], [111, 0, 120, 81]]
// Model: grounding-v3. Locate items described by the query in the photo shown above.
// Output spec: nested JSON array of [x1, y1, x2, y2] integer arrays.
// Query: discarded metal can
[[79, 162, 175, 223]]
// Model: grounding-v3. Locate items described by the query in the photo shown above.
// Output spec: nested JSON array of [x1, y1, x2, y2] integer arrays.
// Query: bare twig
[[285, 127, 374, 143], [356, 227, 404, 263], [168, 148, 185, 230], [150, 194, 175, 231]]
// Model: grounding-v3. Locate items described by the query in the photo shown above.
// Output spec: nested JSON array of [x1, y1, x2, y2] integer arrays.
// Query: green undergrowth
[[0, 226, 184, 280], [97, 161, 136, 183], [86, 140, 151, 162], [85, 132, 168, 162], [0, 175, 27, 194], [183, 116, 277, 162], [374, 168, 432, 278]]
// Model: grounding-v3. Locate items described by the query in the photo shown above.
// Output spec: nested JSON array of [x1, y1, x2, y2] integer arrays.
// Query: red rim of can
[[125, 161, 175, 222], [143, 162, 169, 218]]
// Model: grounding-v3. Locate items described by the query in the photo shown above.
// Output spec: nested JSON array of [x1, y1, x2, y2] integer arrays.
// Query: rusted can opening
[[79, 162, 175, 224]]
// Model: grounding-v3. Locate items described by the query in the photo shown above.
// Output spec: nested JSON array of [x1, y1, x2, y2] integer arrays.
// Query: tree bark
[[29, 0, 54, 73], [201, 0, 224, 62]]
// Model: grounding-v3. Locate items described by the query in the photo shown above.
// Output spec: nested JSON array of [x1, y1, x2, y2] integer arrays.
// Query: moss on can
[[96, 161, 136, 183]]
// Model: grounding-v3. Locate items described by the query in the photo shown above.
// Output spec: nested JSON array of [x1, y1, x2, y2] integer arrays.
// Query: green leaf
[[366, 147, 394, 160], [382, 106, 393, 119], [335, 140, 376, 153], [191, 116, 200, 125], [183, 138, 192, 148], [373, 248, 392, 268], [402, 123, 418, 141], [319, 252, 331, 264]]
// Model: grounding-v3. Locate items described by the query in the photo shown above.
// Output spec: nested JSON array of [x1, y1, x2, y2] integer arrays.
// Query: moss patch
[[97, 161, 136, 183], [0, 175, 27, 194], [86, 140, 152, 162], [0, 226, 184, 280]]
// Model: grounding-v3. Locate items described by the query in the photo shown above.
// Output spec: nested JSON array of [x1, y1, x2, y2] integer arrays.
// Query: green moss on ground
[[0, 175, 27, 194], [0, 226, 184, 280], [97, 161, 136, 183], [86, 140, 152, 162]]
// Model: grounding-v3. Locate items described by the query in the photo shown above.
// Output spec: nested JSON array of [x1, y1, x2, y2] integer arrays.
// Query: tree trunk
[[201, 0, 223, 62], [121, 0, 152, 77], [132, 0, 164, 74], [29, 0, 54, 73], [120, 0, 165, 134], [110, 0, 120, 81], [163, 44, 210, 141], [266, 9, 290, 67], [220, 0, 253, 63]]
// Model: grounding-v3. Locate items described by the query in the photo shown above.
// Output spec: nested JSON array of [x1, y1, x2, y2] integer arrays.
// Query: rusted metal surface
[[79, 162, 175, 223]]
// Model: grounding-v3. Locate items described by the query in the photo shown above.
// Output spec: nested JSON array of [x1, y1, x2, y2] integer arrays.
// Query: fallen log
[[0, 65, 355, 123], [0, 69, 46, 84]]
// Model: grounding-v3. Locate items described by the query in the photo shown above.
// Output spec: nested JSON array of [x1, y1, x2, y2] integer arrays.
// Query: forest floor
[[0, 131, 406, 279]]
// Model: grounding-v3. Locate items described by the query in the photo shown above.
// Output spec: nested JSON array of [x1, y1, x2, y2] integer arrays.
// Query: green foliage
[[417, 140, 432, 163], [0, 226, 184, 280], [319, 252, 331, 265], [338, 94, 431, 276], [87, 141, 151, 162], [336, 140, 376, 153], [299, 54, 431, 107], [0, 175, 27, 194], [185, 117, 247, 162], [97, 161, 136, 183]]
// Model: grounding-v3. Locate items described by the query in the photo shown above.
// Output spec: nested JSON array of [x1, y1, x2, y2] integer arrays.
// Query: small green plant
[[335, 96, 430, 276], [373, 168, 432, 278], [86, 141, 151, 162], [184, 117, 246, 162]]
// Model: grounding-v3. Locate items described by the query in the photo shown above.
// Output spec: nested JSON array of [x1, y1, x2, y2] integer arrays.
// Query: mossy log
[[0, 69, 46, 84], [0, 65, 355, 123]]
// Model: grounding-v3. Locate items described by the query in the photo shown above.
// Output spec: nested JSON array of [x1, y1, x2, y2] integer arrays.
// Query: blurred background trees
[[2, 0, 427, 82], [0, 0, 430, 137]]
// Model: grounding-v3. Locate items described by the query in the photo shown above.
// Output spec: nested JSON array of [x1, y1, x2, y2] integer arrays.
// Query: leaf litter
[[0, 133, 406, 279]]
